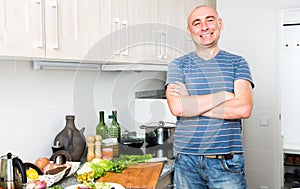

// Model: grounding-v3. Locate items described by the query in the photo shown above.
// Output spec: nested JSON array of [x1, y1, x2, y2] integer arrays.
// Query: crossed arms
[[166, 79, 253, 119]]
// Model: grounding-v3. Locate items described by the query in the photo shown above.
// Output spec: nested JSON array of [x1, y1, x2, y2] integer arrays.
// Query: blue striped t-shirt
[[166, 50, 254, 155]]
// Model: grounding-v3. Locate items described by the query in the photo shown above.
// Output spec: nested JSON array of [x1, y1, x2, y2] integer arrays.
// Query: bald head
[[188, 5, 220, 29]]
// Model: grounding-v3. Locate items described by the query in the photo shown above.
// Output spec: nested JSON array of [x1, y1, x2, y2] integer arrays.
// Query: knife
[[147, 157, 168, 163]]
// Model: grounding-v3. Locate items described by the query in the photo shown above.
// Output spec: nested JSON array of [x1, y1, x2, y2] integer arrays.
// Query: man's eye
[[207, 17, 215, 22]]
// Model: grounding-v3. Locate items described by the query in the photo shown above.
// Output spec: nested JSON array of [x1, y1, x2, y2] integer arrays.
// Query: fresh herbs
[[112, 154, 153, 166], [76, 154, 152, 182]]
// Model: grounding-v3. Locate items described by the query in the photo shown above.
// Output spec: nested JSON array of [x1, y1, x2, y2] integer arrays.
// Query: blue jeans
[[174, 153, 247, 189]]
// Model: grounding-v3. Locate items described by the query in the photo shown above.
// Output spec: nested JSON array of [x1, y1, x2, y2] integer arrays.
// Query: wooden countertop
[[97, 162, 164, 189]]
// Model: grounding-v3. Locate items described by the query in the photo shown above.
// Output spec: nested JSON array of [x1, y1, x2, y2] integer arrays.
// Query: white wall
[[0, 59, 166, 162], [217, 0, 300, 188]]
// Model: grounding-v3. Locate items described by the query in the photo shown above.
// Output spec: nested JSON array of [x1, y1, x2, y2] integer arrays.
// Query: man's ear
[[218, 18, 224, 31], [187, 26, 191, 34]]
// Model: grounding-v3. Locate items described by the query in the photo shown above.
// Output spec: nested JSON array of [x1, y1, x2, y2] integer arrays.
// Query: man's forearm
[[201, 92, 253, 119], [167, 90, 234, 117]]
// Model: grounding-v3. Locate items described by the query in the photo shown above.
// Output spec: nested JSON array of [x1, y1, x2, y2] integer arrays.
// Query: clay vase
[[53, 115, 86, 161]]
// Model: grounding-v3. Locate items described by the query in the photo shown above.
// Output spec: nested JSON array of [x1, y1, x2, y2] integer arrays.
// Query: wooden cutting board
[[97, 162, 164, 189]]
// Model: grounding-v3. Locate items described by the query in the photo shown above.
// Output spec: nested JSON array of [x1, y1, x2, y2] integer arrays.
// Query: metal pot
[[120, 131, 144, 148], [140, 121, 175, 146]]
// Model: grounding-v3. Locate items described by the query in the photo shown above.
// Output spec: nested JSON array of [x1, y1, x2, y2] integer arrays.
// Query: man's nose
[[201, 22, 209, 31]]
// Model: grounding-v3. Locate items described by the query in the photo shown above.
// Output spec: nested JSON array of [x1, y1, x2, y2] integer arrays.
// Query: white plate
[[65, 182, 125, 189]]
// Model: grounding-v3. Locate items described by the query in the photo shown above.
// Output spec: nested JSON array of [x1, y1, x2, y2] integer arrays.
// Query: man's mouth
[[200, 32, 213, 38]]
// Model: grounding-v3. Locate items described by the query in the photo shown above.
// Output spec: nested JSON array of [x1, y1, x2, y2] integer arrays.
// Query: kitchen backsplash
[[0, 59, 166, 162]]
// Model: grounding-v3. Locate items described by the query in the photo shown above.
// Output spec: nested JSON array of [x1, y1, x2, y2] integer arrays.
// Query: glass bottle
[[96, 111, 108, 139], [108, 110, 121, 142]]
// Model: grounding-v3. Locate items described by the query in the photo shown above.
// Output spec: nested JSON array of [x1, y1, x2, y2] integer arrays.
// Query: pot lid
[[121, 130, 144, 144], [121, 136, 144, 145], [140, 121, 175, 129]]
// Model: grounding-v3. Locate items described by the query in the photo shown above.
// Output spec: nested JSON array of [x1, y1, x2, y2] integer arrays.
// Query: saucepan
[[140, 121, 175, 146]]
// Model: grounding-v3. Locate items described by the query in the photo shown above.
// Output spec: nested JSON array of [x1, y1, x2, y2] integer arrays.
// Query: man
[[166, 5, 254, 189]]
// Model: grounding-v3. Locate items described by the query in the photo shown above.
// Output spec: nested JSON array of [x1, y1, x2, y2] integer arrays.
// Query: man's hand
[[168, 81, 189, 96]]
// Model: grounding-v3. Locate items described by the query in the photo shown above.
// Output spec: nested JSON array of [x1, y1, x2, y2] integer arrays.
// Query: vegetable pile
[[76, 154, 152, 182]]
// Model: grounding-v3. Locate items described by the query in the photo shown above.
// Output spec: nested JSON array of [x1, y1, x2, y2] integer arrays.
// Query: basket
[[38, 161, 80, 187]]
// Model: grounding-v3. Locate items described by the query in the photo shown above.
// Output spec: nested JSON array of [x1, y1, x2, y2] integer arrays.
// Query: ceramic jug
[[54, 115, 86, 161]]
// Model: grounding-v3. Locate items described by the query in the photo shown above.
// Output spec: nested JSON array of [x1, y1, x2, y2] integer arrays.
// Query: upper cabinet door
[[118, 0, 156, 64], [44, 0, 83, 60], [0, 0, 99, 61], [110, 0, 129, 61], [44, 0, 101, 61], [1, 0, 44, 58]]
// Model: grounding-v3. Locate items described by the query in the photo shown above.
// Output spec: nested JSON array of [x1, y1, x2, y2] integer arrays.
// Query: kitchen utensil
[[0, 152, 27, 189], [120, 131, 144, 148], [147, 157, 168, 163], [140, 121, 175, 146]]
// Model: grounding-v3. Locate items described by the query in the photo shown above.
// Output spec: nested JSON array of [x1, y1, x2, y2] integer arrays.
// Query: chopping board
[[97, 162, 164, 189]]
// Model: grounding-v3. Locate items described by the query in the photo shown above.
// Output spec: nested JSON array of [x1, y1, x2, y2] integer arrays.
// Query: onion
[[26, 180, 47, 189], [35, 157, 50, 171]]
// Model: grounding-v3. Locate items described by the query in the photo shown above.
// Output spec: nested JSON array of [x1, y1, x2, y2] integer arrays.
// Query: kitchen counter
[[54, 159, 174, 188], [53, 148, 174, 189]]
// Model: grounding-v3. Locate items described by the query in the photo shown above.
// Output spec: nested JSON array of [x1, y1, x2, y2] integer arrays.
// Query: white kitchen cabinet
[[0, 0, 99, 61], [0, 0, 215, 63]]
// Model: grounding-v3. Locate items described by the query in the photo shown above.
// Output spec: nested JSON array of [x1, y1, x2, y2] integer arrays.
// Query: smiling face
[[188, 6, 223, 50]]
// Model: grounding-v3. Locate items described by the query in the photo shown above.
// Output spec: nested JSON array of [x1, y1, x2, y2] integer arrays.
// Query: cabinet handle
[[157, 30, 167, 59], [114, 18, 120, 55], [120, 20, 128, 56], [163, 31, 168, 59], [36, 0, 45, 48], [48, 0, 59, 49], [157, 30, 163, 59]]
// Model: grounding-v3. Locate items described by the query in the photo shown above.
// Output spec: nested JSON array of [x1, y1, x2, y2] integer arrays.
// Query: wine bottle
[[108, 110, 121, 142], [96, 111, 108, 139]]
